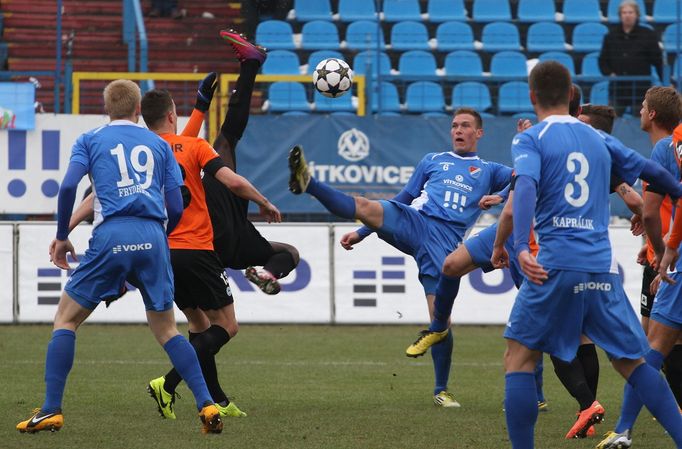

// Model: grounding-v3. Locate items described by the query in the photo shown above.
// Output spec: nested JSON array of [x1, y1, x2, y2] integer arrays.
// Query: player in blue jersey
[[288, 108, 513, 407], [15, 80, 223, 435], [496, 61, 682, 449]]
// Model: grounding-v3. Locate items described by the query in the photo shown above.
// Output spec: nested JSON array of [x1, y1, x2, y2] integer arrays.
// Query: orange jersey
[[529, 228, 539, 257], [643, 180, 674, 264], [163, 133, 221, 250], [667, 125, 682, 249]]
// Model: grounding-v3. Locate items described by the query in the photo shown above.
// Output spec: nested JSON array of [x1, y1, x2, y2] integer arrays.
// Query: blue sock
[[535, 356, 545, 403], [505, 372, 538, 449], [429, 274, 461, 332], [42, 329, 76, 413], [431, 329, 453, 395], [306, 177, 356, 219], [615, 349, 665, 433], [163, 335, 213, 410]]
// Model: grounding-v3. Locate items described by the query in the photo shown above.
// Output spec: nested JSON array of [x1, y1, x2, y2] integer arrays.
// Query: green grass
[[0, 324, 672, 449]]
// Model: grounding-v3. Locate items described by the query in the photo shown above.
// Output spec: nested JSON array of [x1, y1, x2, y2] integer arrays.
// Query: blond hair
[[103, 79, 141, 120]]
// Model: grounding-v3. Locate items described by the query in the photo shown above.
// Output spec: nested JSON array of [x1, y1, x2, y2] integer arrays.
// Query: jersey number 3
[[110, 144, 155, 189], [564, 152, 589, 207]]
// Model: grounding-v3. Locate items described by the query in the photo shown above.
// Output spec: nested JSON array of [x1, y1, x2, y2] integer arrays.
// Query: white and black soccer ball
[[312, 58, 353, 98]]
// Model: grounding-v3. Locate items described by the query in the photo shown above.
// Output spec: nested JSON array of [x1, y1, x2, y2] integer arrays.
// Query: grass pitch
[[0, 324, 672, 449]]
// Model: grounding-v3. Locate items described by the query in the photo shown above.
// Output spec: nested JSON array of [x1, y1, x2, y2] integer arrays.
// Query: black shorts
[[170, 249, 234, 310], [641, 262, 657, 317]]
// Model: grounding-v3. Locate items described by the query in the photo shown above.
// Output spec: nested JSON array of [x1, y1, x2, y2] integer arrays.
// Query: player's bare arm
[[340, 231, 362, 250], [68, 192, 94, 232], [491, 192, 514, 269]]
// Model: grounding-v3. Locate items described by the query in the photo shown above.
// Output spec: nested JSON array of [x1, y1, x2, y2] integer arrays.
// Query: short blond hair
[[103, 79, 141, 119]]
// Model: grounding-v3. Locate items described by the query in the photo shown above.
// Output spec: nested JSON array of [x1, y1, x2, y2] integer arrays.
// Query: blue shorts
[[463, 223, 524, 288], [505, 270, 649, 362], [65, 217, 174, 312], [378, 200, 463, 295], [651, 272, 682, 330]]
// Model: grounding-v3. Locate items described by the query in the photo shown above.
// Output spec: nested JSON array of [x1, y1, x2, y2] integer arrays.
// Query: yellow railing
[[72, 72, 366, 143]]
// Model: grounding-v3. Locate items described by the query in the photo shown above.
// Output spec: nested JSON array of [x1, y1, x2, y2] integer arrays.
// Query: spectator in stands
[[599, 0, 663, 117], [242, 0, 293, 40], [149, 0, 185, 19]]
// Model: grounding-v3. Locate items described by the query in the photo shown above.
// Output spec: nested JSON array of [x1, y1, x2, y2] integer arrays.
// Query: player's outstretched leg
[[245, 266, 281, 295], [220, 29, 267, 64], [288, 145, 311, 194], [246, 242, 300, 295]]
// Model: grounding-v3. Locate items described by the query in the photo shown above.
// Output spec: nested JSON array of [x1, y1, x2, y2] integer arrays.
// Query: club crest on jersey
[[468, 166, 482, 178], [676, 141, 682, 161]]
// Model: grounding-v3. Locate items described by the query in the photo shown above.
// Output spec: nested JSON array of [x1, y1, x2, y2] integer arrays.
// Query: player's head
[[450, 107, 483, 154], [619, 0, 640, 28], [103, 79, 141, 122], [569, 83, 583, 117], [578, 104, 617, 134], [640, 86, 682, 134], [141, 89, 178, 134], [528, 61, 572, 113]]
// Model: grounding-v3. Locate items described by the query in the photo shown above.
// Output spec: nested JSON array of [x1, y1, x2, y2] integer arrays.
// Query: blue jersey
[[650, 136, 678, 182], [513, 115, 641, 273], [70, 120, 183, 226], [403, 152, 512, 230], [601, 131, 648, 186]]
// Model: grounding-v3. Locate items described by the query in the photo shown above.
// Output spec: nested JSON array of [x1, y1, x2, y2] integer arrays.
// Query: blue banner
[[0, 82, 35, 130]]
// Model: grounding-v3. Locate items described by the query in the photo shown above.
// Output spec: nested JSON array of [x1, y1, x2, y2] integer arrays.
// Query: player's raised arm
[[181, 72, 218, 138]]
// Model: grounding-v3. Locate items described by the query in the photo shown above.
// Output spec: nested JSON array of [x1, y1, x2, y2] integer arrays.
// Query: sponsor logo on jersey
[[468, 166, 481, 178], [455, 174, 464, 182], [443, 179, 473, 192], [573, 282, 612, 294], [112, 243, 153, 254]]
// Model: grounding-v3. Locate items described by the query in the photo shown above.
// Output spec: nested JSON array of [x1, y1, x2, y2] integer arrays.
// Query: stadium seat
[[451, 82, 492, 111], [490, 51, 527, 77], [562, 0, 602, 23], [256, 21, 296, 50], [607, 0, 646, 23], [345, 20, 385, 50], [435, 21, 475, 51], [398, 50, 438, 76], [444, 51, 483, 77], [538, 51, 575, 76], [268, 82, 310, 112], [262, 50, 300, 75], [383, 0, 421, 22], [590, 81, 610, 104], [405, 81, 445, 112], [571, 23, 608, 53], [526, 22, 566, 52], [313, 90, 355, 112], [423, 112, 450, 118], [293, 0, 332, 21], [282, 111, 310, 116], [390, 21, 430, 51], [371, 82, 402, 112], [307, 50, 345, 74], [301, 20, 340, 50], [512, 112, 537, 121], [427, 0, 467, 22], [472, 0, 511, 22], [517, 0, 556, 22], [353, 51, 392, 78], [654, 0, 679, 23], [580, 52, 602, 77], [672, 57, 682, 81], [663, 24, 682, 52], [481, 22, 521, 52], [498, 81, 533, 113], [338, 0, 377, 21]]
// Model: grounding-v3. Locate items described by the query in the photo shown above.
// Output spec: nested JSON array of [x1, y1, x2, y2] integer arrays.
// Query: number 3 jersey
[[402, 151, 512, 240], [69, 120, 183, 226]]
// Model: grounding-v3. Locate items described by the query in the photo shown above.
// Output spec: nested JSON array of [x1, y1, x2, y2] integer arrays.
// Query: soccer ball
[[312, 58, 353, 98]]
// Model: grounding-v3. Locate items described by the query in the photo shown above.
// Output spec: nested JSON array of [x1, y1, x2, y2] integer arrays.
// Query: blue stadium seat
[[268, 82, 309, 112], [294, 0, 332, 21], [512, 112, 537, 121], [282, 111, 310, 116], [338, 0, 377, 21], [427, 0, 467, 22], [526, 22, 566, 52], [423, 112, 450, 118], [435, 21, 475, 51], [371, 82, 402, 112], [383, 0, 421, 22], [301, 20, 340, 50], [472, 0, 511, 22], [353, 51, 392, 78], [262, 50, 300, 75], [571, 23, 608, 53], [654, 0, 679, 23], [607, 0, 646, 23], [481, 22, 521, 52], [345, 20, 385, 50], [398, 50, 438, 76], [498, 81, 533, 113], [580, 52, 602, 77], [405, 81, 445, 112], [307, 50, 345, 74], [314, 90, 355, 112], [390, 21, 430, 51], [538, 51, 575, 76], [517, 0, 556, 22], [672, 57, 682, 81], [451, 82, 492, 111], [562, 0, 602, 23], [490, 51, 527, 77], [256, 20, 295, 50], [663, 24, 682, 52], [444, 51, 483, 77], [590, 81, 610, 104]]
